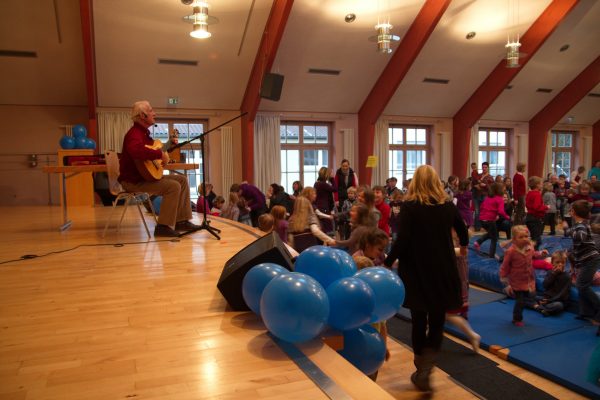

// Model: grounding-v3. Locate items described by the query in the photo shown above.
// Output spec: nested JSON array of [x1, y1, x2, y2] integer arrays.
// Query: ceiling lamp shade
[[372, 22, 400, 54], [190, 2, 211, 39], [505, 35, 521, 68]]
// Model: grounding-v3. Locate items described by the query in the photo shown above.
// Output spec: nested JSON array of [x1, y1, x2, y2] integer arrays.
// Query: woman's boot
[[411, 350, 435, 392]]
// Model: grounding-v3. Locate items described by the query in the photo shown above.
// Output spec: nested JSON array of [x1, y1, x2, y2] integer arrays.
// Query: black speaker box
[[260, 73, 284, 101], [217, 232, 294, 310]]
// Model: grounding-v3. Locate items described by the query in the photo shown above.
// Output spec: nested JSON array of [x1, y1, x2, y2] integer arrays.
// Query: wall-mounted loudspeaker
[[216, 232, 294, 310], [260, 73, 284, 101]]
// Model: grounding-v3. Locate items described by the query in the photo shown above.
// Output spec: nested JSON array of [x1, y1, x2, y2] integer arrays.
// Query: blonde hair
[[288, 196, 314, 232], [551, 250, 567, 265], [270, 205, 287, 225], [511, 224, 529, 238], [404, 165, 447, 205], [353, 255, 374, 270], [542, 182, 554, 194], [317, 167, 330, 181], [300, 187, 316, 199], [528, 176, 542, 190]]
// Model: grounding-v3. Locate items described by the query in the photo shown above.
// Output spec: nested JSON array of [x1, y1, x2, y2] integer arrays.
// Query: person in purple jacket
[[474, 182, 511, 259], [232, 183, 266, 227]]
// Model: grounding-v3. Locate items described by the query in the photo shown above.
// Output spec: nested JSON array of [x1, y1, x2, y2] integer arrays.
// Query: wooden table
[[43, 163, 198, 231]]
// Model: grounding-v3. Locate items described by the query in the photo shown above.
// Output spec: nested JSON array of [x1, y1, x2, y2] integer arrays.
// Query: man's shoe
[[154, 224, 180, 238], [175, 221, 201, 231]]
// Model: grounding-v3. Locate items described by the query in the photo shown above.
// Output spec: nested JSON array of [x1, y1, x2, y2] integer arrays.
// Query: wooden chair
[[102, 151, 158, 238]]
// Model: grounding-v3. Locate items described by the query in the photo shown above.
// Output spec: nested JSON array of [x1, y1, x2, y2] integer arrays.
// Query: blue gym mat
[[448, 299, 588, 350], [505, 325, 600, 398]]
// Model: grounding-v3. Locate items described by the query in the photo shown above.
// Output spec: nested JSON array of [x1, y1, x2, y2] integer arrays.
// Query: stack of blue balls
[[59, 124, 96, 149]]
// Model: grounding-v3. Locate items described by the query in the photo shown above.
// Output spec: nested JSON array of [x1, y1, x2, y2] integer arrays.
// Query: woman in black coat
[[384, 164, 468, 393]]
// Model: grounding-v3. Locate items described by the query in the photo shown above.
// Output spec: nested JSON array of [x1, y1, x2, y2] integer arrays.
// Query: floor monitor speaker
[[260, 73, 284, 101], [217, 232, 294, 310]]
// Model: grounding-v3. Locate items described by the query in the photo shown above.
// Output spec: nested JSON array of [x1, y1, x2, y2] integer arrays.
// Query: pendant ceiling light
[[190, 2, 211, 39], [505, 0, 522, 68]]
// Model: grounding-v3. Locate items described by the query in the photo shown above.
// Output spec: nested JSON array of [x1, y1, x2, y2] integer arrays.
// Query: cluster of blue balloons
[[59, 124, 96, 150], [241, 245, 405, 375]]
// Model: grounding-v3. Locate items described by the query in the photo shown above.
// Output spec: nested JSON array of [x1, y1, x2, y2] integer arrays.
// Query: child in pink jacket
[[500, 225, 548, 326], [474, 183, 510, 259]]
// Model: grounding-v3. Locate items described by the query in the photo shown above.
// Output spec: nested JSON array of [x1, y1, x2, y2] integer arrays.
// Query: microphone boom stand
[[170, 112, 247, 239]]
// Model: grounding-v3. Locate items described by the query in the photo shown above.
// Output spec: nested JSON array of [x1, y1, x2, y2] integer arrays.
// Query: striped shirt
[[564, 221, 600, 265]]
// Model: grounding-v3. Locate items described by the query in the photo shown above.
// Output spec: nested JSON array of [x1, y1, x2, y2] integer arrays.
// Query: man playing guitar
[[119, 100, 199, 237]]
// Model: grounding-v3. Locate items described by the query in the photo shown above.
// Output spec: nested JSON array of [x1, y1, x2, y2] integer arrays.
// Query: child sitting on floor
[[499, 225, 548, 327], [530, 251, 571, 316], [352, 227, 389, 266]]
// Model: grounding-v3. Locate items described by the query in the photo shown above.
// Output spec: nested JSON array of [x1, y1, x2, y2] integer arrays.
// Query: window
[[150, 119, 207, 199], [280, 122, 332, 193], [551, 130, 574, 177], [478, 128, 509, 177], [388, 125, 429, 183]]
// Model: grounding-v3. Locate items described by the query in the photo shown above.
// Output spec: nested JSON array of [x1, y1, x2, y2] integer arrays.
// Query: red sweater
[[375, 201, 391, 235], [513, 172, 526, 199], [119, 122, 162, 184], [526, 190, 547, 218]]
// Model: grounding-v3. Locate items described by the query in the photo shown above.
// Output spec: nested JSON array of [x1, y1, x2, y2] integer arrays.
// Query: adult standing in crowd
[[334, 159, 358, 206], [513, 162, 527, 225], [571, 166, 586, 189], [589, 161, 600, 181], [314, 167, 337, 235], [384, 165, 468, 393]]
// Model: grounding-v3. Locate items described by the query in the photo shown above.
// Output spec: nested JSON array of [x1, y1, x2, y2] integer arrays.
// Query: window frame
[[477, 127, 510, 178], [550, 130, 575, 178], [387, 124, 431, 184], [280, 121, 333, 193]]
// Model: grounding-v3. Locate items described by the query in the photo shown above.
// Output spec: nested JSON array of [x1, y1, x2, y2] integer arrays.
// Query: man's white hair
[[131, 100, 150, 121]]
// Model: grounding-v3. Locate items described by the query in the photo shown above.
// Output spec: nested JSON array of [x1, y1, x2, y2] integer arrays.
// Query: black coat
[[385, 200, 469, 312]]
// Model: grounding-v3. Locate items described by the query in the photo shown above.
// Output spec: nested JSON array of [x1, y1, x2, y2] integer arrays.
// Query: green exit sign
[[168, 97, 178, 105]]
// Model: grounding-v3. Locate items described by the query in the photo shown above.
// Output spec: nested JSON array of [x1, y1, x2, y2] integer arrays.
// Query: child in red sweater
[[500, 225, 548, 326], [525, 176, 549, 250]]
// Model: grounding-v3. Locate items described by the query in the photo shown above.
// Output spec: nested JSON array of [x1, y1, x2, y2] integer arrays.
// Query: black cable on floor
[[0, 238, 181, 266]]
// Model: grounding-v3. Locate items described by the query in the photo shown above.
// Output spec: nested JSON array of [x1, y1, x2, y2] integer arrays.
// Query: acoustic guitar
[[135, 139, 182, 182]]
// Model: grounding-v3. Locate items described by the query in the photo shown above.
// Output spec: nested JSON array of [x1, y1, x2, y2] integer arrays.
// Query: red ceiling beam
[[358, 0, 451, 185], [529, 55, 600, 176], [240, 0, 294, 183], [593, 119, 600, 165], [452, 0, 579, 178], [79, 0, 98, 142]]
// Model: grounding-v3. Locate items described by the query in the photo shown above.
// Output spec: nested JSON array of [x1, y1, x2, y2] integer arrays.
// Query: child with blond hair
[[500, 225, 547, 326]]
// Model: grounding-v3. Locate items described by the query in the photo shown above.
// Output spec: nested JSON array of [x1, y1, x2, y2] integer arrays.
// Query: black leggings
[[410, 309, 446, 355]]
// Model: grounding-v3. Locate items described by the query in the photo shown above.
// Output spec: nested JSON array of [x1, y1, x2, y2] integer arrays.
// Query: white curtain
[[544, 131, 552, 178], [469, 124, 479, 168], [253, 114, 281, 193], [341, 128, 356, 168], [220, 126, 234, 194], [98, 111, 133, 153], [372, 118, 389, 186]]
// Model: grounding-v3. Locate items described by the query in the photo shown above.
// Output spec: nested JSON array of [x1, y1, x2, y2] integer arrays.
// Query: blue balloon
[[72, 124, 87, 138], [338, 324, 386, 375], [260, 273, 329, 343], [84, 137, 96, 149], [330, 248, 358, 274], [354, 267, 405, 323], [59, 135, 75, 149], [152, 196, 162, 215], [294, 246, 356, 289], [326, 277, 374, 331], [74, 137, 87, 149], [242, 263, 289, 315]]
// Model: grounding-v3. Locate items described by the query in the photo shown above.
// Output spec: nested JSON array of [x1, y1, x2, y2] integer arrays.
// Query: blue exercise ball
[[72, 124, 87, 138], [326, 277, 374, 331], [338, 324, 386, 376], [84, 137, 96, 149], [59, 135, 75, 149], [354, 267, 405, 323], [74, 137, 87, 149], [294, 246, 356, 289], [242, 263, 289, 315], [260, 272, 329, 343]]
